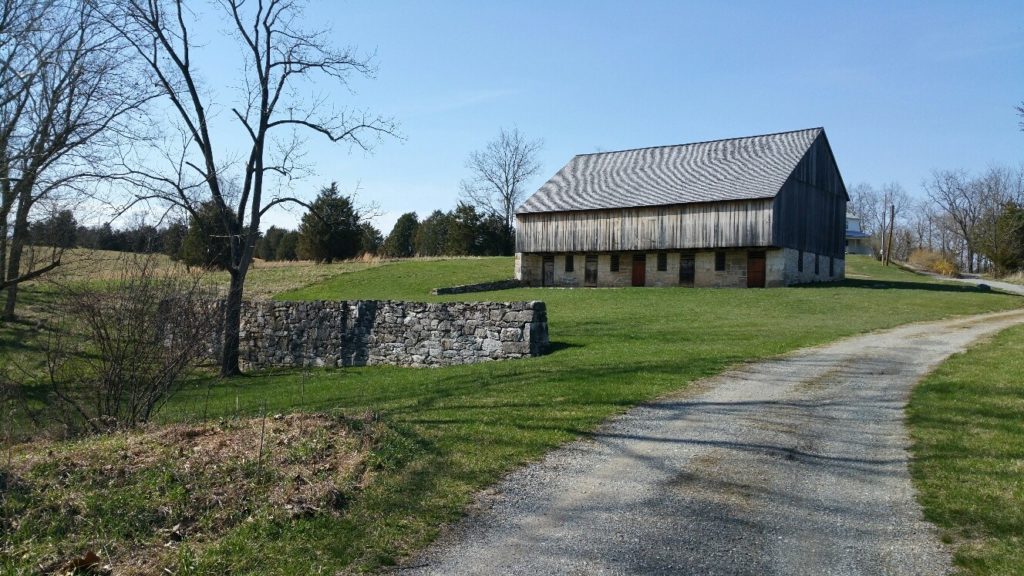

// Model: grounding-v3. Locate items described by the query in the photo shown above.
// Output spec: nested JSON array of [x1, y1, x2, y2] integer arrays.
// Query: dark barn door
[[584, 255, 598, 286], [632, 254, 646, 286], [747, 251, 766, 288], [679, 253, 695, 287], [542, 255, 554, 286]]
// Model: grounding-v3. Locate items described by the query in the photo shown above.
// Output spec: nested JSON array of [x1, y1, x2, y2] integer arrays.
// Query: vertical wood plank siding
[[515, 199, 775, 253], [772, 135, 847, 258]]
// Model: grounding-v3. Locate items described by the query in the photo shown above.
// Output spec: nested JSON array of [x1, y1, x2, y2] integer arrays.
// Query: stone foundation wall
[[517, 248, 845, 288], [778, 248, 845, 285], [431, 280, 522, 295], [235, 300, 548, 370]]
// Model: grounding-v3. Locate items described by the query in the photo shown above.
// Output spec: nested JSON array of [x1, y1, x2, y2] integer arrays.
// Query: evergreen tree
[[161, 221, 188, 260], [359, 222, 384, 255], [180, 201, 236, 270], [257, 226, 288, 260], [277, 231, 299, 261], [445, 203, 479, 255], [29, 210, 78, 248], [383, 212, 418, 257], [414, 210, 453, 256], [96, 223, 123, 251], [296, 183, 362, 263]]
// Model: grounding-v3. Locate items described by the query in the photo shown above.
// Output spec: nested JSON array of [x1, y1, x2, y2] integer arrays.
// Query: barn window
[[657, 252, 668, 271], [715, 251, 726, 271], [797, 250, 804, 272], [814, 255, 820, 275], [610, 254, 620, 272], [565, 254, 574, 272], [585, 255, 598, 286]]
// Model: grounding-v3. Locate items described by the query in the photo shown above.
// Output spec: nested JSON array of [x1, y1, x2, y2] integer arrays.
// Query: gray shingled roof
[[517, 128, 823, 214]]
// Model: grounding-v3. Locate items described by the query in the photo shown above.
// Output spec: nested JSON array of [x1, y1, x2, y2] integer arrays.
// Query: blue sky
[[190, 0, 1023, 234]]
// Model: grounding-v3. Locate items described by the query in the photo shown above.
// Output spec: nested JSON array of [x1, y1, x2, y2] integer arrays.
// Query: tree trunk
[[219, 268, 245, 377], [2, 188, 32, 320], [0, 219, 8, 292]]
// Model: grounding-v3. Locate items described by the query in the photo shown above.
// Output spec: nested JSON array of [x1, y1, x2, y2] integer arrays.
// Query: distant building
[[845, 214, 873, 255], [514, 128, 848, 288]]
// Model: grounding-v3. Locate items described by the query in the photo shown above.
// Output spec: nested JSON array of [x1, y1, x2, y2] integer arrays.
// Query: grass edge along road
[[2, 255, 1022, 574], [908, 323, 1024, 576]]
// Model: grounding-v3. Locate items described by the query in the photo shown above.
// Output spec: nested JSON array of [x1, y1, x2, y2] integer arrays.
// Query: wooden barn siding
[[515, 199, 775, 253], [772, 135, 847, 258]]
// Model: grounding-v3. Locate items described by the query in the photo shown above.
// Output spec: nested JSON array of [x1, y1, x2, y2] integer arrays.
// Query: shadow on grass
[[801, 278, 997, 293], [545, 341, 581, 354]]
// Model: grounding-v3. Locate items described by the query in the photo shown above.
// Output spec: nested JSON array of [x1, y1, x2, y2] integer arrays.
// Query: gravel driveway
[[402, 309, 1024, 576]]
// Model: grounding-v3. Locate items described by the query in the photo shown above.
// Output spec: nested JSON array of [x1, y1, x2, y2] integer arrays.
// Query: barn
[[514, 127, 848, 288]]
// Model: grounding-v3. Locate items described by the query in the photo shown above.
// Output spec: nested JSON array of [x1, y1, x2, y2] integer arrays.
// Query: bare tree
[[925, 169, 990, 273], [460, 127, 542, 254], [908, 198, 940, 252], [846, 181, 910, 260], [847, 183, 880, 236], [0, 0, 150, 319], [105, 0, 396, 376], [972, 165, 1024, 275]]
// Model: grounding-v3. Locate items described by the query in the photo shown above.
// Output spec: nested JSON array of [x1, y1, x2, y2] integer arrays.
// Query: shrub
[[908, 249, 961, 277], [41, 255, 219, 434]]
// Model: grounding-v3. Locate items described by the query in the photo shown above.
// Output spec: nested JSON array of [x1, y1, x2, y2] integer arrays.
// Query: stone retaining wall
[[431, 279, 522, 295], [236, 300, 548, 370]]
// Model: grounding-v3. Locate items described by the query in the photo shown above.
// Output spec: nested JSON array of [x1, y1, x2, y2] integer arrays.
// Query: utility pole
[[884, 204, 896, 266]]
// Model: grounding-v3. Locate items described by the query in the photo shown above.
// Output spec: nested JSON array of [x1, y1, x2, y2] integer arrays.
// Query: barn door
[[631, 254, 646, 287], [584, 255, 598, 286], [542, 255, 554, 286], [747, 251, 766, 288], [679, 253, 695, 287]]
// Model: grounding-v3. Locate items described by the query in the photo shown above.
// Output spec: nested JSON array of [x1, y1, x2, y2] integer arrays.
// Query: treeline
[[72, 183, 385, 268], [32, 183, 515, 269], [381, 204, 512, 258], [849, 165, 1024, 277]]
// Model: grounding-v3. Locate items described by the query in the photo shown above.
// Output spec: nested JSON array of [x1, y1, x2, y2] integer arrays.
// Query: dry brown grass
[[3, 412, 378, 575], [35, 248, 381, 301]]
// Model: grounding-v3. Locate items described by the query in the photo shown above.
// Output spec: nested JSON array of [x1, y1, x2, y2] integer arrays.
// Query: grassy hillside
[[3, 255, 1022, 574], [909, 324, 1024, 575], [278, 256, 511, 301]]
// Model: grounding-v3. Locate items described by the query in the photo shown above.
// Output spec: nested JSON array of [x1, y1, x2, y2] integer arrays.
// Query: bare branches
[[37, 254, 219, 434], [108, 0, 397, 375], [1, 0, 154, 319], [0, 256, 61, 290], [923, 166, 1024, 274], [459, 127, 543, 254]]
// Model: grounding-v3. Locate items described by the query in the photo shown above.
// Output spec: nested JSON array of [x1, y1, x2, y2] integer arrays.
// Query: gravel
[[400, 309, 1024, 576]]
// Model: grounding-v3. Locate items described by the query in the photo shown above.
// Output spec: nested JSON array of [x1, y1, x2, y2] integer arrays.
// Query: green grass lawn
[[908, 324, 1024, 576], [3, 255, 1022, 574], [277, 256, 513, 301]]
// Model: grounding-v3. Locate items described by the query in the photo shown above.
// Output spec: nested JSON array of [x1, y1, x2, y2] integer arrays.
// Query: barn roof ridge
[[573, 127, 824, 159]]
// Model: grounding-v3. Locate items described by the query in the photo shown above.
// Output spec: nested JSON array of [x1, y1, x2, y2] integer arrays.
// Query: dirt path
[[944, 274, 1024, 297], [402, 310, 1024, 576]]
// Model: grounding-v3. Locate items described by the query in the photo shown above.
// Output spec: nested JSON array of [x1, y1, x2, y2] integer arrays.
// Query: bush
[[40, 255, 219, 434], [908, 249, 961, 277]]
